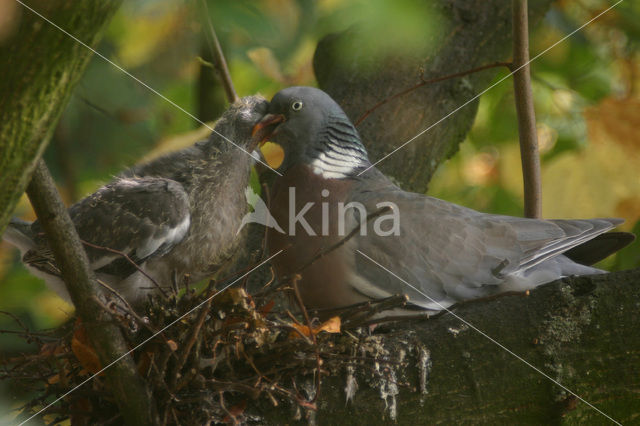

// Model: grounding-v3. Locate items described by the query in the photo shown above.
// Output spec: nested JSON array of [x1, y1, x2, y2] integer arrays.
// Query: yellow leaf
[[289, 316, 341, 339], [113, 4, 189, 68], [537, 95, 640, 228], [585, 97, 640, 155]]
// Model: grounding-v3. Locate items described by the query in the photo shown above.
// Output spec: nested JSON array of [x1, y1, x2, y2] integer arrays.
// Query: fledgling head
[[207, 95, 270, 153], [253, 86, 370, 178]]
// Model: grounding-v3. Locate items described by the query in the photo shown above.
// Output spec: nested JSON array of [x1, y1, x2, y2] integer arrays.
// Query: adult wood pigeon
[[252, 86, 634, 312], [3, 95, 269, 305]]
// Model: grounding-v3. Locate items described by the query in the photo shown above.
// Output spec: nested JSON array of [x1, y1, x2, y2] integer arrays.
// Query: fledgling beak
[[251, 114, 286, 170], [251, 113, 285, 141]]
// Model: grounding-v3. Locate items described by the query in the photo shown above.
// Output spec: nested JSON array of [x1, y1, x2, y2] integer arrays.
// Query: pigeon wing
[[349, 183, 621, 309], [26, 177, 191, 279]]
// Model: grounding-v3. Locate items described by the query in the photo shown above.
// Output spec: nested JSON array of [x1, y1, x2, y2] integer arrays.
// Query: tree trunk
[[0, 0, 123, 233], [313, 0, 553, 192], [256, 268, 640, 424]]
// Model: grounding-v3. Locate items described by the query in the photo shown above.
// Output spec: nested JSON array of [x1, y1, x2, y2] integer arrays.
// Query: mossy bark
[[24, 161, 157, 425], [0, 0, 123, 233], [313, 0, 553, 192], [256, 269, 640, 424]]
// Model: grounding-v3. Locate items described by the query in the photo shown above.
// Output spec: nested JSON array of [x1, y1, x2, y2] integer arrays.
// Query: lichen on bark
[[0, 0, 123, 233]]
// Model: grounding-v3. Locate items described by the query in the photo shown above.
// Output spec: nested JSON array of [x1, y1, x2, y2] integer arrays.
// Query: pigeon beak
[[251, 113, 285, 142]]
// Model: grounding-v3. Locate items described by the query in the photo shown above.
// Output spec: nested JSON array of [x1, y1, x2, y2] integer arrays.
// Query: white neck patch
[[311, 138, 368, 179]]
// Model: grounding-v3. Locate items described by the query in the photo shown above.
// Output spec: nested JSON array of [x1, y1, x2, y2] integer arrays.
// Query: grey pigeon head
[[257, 86, 370, 177]]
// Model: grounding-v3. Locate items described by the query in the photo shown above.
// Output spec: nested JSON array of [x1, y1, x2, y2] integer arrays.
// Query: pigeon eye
[[291, 100, 303, 111]]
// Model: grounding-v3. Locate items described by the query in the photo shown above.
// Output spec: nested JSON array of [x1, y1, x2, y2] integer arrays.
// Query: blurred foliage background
[[0, 0, 639, 416]]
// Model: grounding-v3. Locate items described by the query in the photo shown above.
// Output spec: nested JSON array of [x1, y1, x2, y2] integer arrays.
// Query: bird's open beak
[[251, 113, 285, 142], [251, 114, 286, 169]]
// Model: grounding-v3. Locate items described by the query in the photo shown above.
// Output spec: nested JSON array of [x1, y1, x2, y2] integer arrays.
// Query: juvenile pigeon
[[4, 95, 268, 305], [252, 86, 633, 312]]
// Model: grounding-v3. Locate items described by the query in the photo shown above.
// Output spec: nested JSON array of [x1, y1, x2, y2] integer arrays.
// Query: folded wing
[[349, 183, 621, 309], [22, 177, 191, 279]]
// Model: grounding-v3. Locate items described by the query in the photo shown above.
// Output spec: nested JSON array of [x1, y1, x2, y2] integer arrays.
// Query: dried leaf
[[223, 399, 247, 423], [71, 324, 102, 375], [166, 340, 178, 351], [258, 300, 275, 316], [289, 316, 341, 339]]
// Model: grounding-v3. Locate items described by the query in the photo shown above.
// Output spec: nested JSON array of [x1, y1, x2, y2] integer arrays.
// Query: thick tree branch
[[314, 0, 554, 192], [512, 0, 542, 218], [0, 0, 124, 233], [355, 62, 512, 126], [26, 160, 156, 425], [254, 269, 640, 423]]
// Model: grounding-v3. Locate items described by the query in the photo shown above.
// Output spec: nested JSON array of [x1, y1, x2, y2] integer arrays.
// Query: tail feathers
[[518, 218, 621, 271], [3, 218, 36, 255], [564, 231, 636, 266]]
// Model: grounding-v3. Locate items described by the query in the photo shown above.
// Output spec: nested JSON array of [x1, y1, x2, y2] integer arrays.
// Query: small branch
[[355, 62, 512, 126], [351, 312, 432, 329], [260, 182, 273, 260], [293, 206, 392, 276], [170, 281, 217, 389], [0, 311, 45, 345], [290, 275, 322, 403], [308, 294, 410, 329], [340, 294, 411, 328], [512, 0, 542, 218], [25, 159, 157, 425], [200, 0, 238, 104], [93, 279, 164, 339], [80, 239, 169, 299]]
